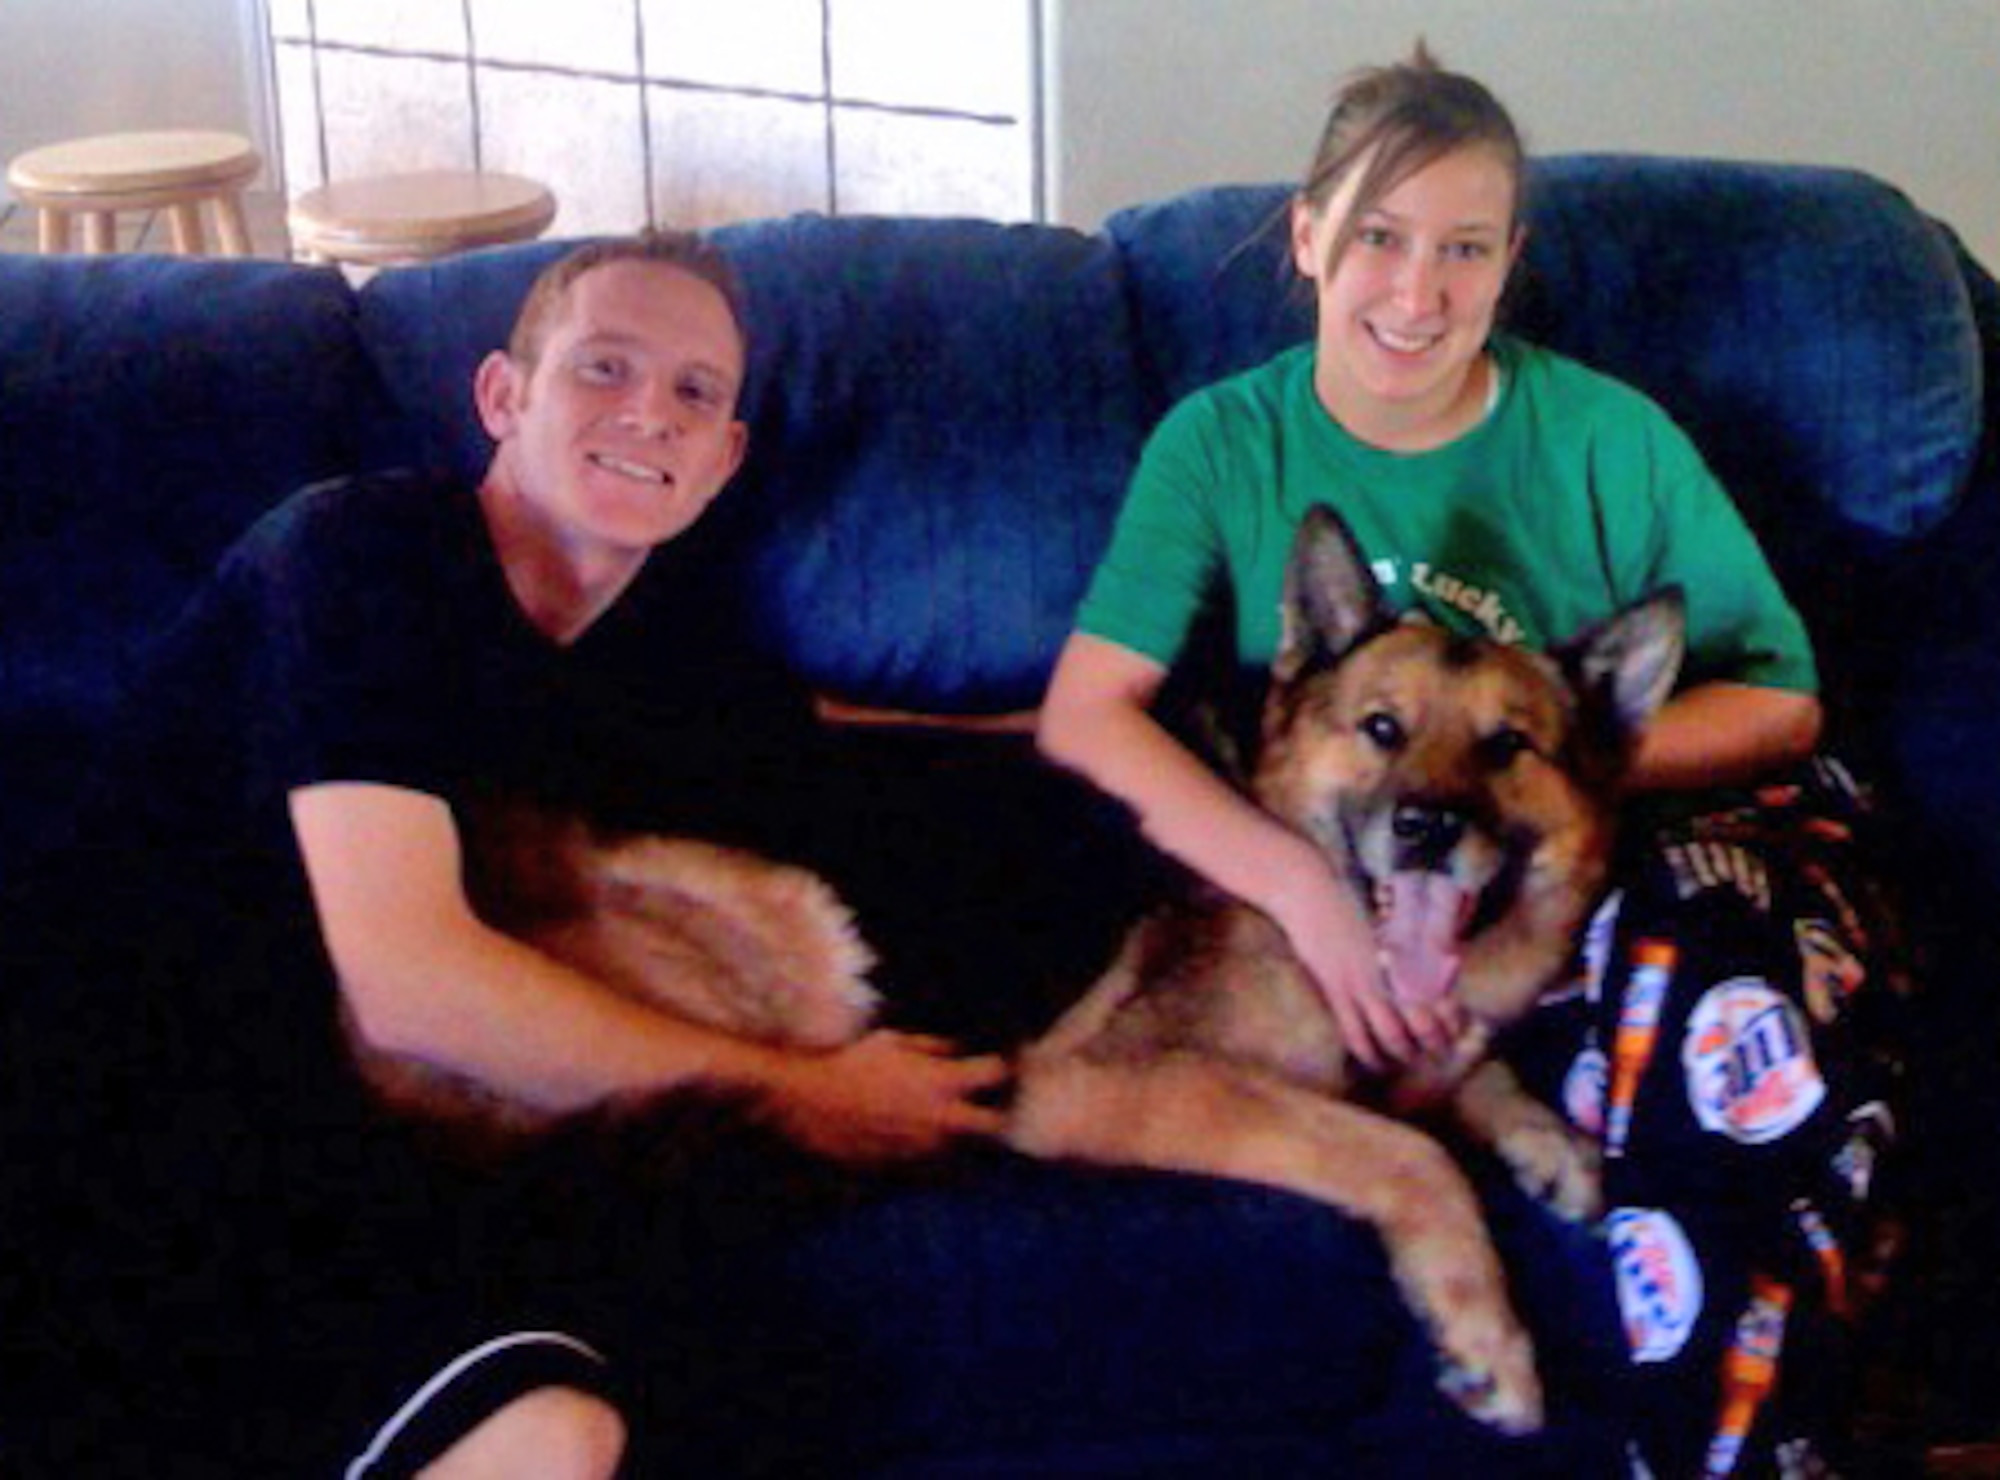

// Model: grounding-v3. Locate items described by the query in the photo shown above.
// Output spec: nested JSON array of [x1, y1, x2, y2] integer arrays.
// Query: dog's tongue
[[1378, 871, 1468, 1004]]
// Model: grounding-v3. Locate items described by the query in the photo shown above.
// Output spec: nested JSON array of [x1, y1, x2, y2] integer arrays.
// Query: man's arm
[[289, 781, 1007, 1161]]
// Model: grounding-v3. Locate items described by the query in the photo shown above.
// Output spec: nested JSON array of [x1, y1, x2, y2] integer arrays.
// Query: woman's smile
[[1292, 144, 1520, 451]]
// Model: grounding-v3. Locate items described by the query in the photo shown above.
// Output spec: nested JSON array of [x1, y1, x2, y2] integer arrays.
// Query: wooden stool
[[6, 130, 260, 256], [288, 170, 557, 267]]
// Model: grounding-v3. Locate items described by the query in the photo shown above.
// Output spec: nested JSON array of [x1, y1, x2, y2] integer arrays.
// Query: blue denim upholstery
[[710, 213, 1152, 712], [675, 1158, 1627, 1477], [355, 237, 574, 482], [0, 254, 367, 865], [4, 156, 1999, 1470]]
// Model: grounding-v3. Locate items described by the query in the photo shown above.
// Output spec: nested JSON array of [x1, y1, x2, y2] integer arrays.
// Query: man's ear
[[473, 350, 526, 441], [724, 419, 749, 481]]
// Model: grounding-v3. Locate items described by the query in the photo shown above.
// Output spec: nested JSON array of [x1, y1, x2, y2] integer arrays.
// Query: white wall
[[8, 0, 1999, 275], [0, 0, 272, 202], [1045, 0, 2000, 270]]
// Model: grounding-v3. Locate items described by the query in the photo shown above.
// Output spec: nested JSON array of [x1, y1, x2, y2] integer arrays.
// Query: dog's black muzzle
[[1391, 800, 1471, 870]]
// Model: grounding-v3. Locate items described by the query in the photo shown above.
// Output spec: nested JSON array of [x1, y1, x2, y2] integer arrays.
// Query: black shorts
[[283, 1116, 680, 1478], [337, 1328, 618, 1477], [5, 1069, 665, 1476]]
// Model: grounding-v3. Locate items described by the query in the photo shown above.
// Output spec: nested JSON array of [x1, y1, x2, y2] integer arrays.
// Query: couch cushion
[[1107, 156, 1982, 555], [682, 1157, 1627, 1474], [1102, 183, 1316, 412], [713, 214, 1151, 713], [0, 255, 368, 872], [355, 239, 577, 483]]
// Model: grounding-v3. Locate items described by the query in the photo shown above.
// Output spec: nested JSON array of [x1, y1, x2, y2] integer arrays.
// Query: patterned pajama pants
[[1511, 758, 1911, 1477]]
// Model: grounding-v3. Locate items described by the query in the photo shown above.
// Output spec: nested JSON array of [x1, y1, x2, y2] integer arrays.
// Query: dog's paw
[[1436, 1308, 1544, 1434], [1497, 1119, 1603, 1224]]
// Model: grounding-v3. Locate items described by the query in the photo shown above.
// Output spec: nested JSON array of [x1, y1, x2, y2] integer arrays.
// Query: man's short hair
[[506, 227, 750, 370]]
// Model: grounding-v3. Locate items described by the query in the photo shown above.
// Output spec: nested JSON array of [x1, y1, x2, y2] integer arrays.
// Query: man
[[7, 232, 1006, 1476]]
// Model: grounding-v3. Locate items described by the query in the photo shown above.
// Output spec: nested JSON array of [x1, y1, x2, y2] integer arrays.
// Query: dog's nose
[[1392, 803, 1467, 865]]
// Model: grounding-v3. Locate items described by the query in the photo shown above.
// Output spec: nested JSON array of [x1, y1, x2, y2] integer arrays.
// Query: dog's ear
[[1556, 586, 1686, 736], [1276, 506, 1396, 682]]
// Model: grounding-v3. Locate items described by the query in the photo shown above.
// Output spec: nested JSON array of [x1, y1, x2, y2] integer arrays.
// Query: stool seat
[[289, 170, 557, 267], [7, 130, 260, 256]]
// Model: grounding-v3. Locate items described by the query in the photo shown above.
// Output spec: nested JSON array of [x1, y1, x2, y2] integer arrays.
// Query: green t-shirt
[[1078, 337, 1817, 694]]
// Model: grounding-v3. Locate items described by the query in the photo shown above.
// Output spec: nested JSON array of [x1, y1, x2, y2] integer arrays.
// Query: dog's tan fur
[[344, 506, 1683, 1434], [346, 808, 880, 1142], [1008, 508, 1684, 1430]]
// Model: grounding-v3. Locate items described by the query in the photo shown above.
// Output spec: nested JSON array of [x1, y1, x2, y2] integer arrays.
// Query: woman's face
[[1291, 143, 1521, 450]]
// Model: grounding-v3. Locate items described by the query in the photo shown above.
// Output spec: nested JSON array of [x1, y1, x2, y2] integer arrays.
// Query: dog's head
[[1256, 507, 1684, 1019]]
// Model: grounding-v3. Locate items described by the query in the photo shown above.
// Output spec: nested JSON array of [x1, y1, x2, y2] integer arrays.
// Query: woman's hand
[[760, 1030, 1011, 1165], [1040, 635, 1465, 1074], [1629, 682, 1822, 792], [1267, 848, 1465, 1073]]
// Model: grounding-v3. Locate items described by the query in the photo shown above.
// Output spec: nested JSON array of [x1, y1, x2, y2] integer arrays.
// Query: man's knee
[[419, 1386, 626, 1480]]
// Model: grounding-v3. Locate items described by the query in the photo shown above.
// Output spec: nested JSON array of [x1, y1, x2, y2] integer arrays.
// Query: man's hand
[[761, 1030, 1011, 1165]]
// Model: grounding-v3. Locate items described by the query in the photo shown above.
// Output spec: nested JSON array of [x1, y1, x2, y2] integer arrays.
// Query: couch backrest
[[0, 255, 370, 872], [0, 258, 372, 880], [1107, 157, 1985, 595], [0, 257, 367, 713], [348, 156, 1994, 713], [355, 238, 577, 483], [713, 213, 1150, 712]]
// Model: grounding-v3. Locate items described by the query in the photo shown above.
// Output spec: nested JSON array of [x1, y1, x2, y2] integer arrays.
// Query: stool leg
[[37, 208, 72, 254], [81, 212, 114, 253], [211, 191, 252, 257], [167, 202, 207, 255]]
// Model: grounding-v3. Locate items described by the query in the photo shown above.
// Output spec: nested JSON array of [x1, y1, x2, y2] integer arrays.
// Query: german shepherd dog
[[345, 505, 1684, 1433], [1006, 507, 1683, 1431]]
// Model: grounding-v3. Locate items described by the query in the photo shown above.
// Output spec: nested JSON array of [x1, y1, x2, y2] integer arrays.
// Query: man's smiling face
[[479, 258, 748, 560]]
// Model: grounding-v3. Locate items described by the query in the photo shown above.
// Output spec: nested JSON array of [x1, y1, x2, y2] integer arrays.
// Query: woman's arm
[[1628, 682, 1823, 792], [289, 781, 1007, 1163], [1038, 632, 1459, 1068]]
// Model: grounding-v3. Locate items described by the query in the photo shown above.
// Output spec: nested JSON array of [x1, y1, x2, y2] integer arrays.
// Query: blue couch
[[4, 155, 1998, 1473]]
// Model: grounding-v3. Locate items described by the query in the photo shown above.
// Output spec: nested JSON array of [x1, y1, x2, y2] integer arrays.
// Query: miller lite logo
[[1608, 1207, 1704, 1364], [1563, 1045, 1609, 1137], [1682, 979, 1825, 1145]]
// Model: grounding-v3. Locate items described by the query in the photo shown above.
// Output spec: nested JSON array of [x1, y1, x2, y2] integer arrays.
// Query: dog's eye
[[1477, 727, 1535, 768], [1359, 712, 1406, 751]]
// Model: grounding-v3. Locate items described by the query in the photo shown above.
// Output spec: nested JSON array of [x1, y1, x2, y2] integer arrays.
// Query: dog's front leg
[[1010, 1052, 1544, 1434], [1449, 1059, 1602, 1223]]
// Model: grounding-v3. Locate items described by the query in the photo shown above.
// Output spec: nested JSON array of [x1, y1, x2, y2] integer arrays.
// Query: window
[[266, 0, 1041, 235]]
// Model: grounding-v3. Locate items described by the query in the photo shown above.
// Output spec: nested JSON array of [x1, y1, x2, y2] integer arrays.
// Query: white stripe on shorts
[[344, 1329, 608, 1479]]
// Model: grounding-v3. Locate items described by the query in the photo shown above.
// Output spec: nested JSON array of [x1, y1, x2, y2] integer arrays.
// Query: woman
[[1040, 45, 1820, 1071], [1039, 46, 1895, 1476]]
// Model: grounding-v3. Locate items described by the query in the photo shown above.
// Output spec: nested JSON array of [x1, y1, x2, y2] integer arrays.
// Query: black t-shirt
[[0, 468, 837, 1464], [111, 469, 817, 923], [11, 470, 823, 1139]]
